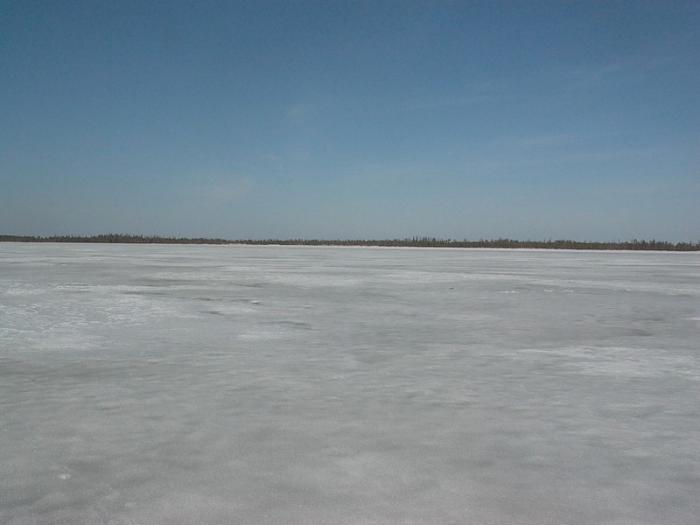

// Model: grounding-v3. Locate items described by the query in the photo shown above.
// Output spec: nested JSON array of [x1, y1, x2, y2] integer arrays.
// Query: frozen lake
[[1, 243, 699, 524]]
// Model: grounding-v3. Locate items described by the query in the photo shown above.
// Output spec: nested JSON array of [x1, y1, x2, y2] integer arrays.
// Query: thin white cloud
[[189, 176, 253, 206]]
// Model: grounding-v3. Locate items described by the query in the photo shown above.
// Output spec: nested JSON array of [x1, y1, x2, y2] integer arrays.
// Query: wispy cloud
[[561, 31, 696, 92], [285, 103, 312, 123], [460, 142, 669, 175], [405, 93, 493, 111], [405, 80, 502, 111], [187, 176, 253, 206], [502, 133, 577, 149]]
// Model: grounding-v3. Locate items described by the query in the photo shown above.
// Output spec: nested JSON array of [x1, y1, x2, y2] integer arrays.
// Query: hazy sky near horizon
[[1, 1, 699, 240]]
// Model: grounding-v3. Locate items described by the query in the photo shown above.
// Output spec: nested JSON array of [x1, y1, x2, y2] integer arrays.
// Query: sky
[[1, 1, 699, 241]]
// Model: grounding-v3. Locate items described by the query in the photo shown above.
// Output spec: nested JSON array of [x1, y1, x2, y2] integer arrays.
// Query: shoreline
[[1, 236, 699, 252]]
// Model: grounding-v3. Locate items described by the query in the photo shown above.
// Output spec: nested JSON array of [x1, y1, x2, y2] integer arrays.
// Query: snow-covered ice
[[1, 243, 699, 524]]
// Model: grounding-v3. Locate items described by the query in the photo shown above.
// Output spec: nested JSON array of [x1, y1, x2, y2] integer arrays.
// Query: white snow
[[1, 243, 699, 524]]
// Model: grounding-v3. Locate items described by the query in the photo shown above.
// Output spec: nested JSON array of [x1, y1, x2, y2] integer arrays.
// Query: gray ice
[[1, 243, 699, 524]]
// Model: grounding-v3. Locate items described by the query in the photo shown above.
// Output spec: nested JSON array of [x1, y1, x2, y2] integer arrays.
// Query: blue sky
[[1, 1, 698, 240]]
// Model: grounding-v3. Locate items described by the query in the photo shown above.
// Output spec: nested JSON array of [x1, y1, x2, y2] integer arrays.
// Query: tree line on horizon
[[1, 234, 698, 251]]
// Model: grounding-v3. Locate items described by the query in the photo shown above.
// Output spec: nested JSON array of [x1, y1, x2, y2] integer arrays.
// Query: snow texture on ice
[[1, 243, 699, 524]]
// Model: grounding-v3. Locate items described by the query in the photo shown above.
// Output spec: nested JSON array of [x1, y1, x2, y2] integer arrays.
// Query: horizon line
[[1, 234, 699, 252]]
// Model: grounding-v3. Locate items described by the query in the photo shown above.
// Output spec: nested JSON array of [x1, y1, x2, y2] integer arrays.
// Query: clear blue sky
[[1, 1, 698, 240]]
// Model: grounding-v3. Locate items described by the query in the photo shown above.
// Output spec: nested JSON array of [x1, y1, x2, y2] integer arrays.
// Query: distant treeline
[[1, 234, 699, 251]]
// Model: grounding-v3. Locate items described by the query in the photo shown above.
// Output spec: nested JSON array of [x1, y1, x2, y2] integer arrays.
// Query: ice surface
[[1, 243, 699, 524]]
